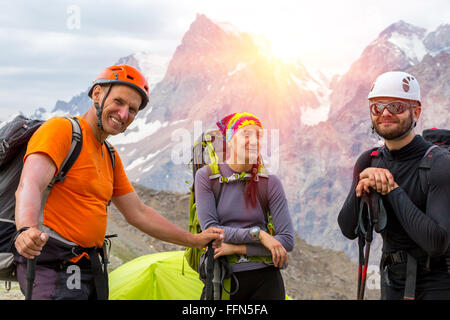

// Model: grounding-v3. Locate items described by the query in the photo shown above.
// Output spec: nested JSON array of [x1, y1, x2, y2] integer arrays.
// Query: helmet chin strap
[[390, 121, 416, 141], [94, 84, 113, 130], [371, 121, 416, 142]]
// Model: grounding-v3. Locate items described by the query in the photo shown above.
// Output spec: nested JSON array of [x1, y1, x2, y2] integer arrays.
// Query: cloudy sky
[[0, 0, 448, 121]]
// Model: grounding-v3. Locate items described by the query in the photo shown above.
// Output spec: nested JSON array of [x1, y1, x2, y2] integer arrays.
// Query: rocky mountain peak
[[380, 20, 427, 39], [424, 24, 450, 54]]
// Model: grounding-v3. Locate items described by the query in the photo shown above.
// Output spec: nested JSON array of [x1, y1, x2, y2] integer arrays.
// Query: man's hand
[[356, 167, 398, 197], [14, 227, 49, 259], [259, 230, 287, 268], [191, 227, 224, 249]]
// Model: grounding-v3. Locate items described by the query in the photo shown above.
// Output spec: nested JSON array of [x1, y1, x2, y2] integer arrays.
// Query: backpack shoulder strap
[[103, 140, 116, 207], [104, 140, 116, 169], [208, 164, 223, 207], [418, 145, 441, 195], [256, 177, 269, 217], [51, 117, 83, 185], [418, 145, 440, 170], [369, 147, 384, 168], [255, 176, 275, 235]]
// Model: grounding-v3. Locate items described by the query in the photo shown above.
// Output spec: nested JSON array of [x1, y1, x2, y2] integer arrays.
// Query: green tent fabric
[[109, 251, 203, 300], [109, 250, 292, 300]]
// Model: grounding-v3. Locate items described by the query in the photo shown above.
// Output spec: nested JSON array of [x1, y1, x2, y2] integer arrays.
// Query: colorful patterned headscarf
[[216, 112, 263, 143]]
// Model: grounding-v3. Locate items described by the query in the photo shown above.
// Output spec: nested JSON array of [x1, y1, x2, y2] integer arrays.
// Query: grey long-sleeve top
[[195, 163, 295, 272]]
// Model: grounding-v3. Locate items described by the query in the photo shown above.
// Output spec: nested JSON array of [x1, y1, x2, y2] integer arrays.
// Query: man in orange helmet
[[13, 65, 224, 300]]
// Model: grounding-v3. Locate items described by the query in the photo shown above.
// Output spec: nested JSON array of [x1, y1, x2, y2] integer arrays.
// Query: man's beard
[[372, 110, 414, 140]]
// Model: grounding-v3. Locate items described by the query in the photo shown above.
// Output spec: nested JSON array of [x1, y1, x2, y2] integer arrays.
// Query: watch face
[[250, 227, 260, 240]]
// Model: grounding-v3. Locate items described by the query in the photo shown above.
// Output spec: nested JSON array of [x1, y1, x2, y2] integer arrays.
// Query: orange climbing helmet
[[88, 64, 150, 110]]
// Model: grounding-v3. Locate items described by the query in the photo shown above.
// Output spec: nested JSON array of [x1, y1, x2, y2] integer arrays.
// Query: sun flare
[[252, 32, 303, 64]]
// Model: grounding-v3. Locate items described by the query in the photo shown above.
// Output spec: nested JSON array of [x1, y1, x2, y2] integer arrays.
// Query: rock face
[[32, 16, 449, 263]]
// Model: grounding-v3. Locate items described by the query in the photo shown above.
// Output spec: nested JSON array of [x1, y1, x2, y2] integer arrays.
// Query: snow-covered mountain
[[28, 16, 449, 262], [105, 14, 330, 191]]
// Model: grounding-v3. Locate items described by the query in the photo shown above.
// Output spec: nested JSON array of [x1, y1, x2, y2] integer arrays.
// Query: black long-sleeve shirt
[[338, 135, 450, 259]]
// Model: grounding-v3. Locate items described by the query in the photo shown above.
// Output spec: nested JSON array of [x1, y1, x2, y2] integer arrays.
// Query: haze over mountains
[[11, 15, 449, 262]]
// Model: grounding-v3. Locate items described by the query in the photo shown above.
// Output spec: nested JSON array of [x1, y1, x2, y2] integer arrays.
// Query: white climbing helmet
[[368, 71, 421, 105]]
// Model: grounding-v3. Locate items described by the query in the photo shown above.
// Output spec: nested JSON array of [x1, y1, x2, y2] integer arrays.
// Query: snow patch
[[290, 71, 332, 126], [171, 119, 188, 126], [127, 149, 137, 157], [388, 32, 428, 63], [228, 62, 247, 76], [126, 149, 162, 171], [216, 21, 241, 37], [133, 52, 170, 89], [291, 74, 321, 93], [108, 117, 169, 145], [142, 164, 154, 173], [301, 104, 330, 126]]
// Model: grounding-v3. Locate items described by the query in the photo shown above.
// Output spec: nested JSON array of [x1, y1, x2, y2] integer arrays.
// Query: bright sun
[[252, 32, 302, 63], [268, 39, 300, 61]]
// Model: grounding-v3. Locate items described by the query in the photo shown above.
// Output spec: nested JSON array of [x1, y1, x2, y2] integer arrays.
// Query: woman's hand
[[259, 230, 287, 268], [214, 243, 246, 259]]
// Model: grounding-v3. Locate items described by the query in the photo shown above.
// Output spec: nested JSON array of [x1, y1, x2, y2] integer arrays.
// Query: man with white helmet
[[338, 71, 450, 300]]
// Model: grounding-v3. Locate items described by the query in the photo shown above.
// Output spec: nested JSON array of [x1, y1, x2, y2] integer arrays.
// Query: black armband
[[8, 226, 31, 252]]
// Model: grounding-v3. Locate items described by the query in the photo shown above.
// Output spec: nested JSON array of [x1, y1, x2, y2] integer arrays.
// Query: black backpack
[[369, 128, 450, 194], [422, 128, 450, 151], [0, 115, 115, 287]]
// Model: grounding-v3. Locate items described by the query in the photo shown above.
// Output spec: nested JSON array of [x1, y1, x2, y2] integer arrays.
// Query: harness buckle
[[237, 255, 249, 263]]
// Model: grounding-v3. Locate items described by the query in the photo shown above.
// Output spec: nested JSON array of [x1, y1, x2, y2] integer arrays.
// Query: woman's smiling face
[[228, 125, 263, 165]]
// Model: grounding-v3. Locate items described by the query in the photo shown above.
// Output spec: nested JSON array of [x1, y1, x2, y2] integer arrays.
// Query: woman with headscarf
[[195, 112, 295, 300]]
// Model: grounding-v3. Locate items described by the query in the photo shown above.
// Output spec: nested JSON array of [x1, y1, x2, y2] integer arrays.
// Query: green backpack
[[183, 129, 275, 275]]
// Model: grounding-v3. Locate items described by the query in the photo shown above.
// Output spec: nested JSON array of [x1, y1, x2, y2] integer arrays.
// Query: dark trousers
[[381, 262, 450, 300], [230, 266, 285, 300], [16, 258, 98, 300]]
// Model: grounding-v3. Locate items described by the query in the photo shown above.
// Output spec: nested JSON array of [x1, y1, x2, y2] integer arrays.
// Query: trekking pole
[[204, 241, 214, 300], [25, 257, 37, 300], [358, 232, 372, 300], [357, 192, 373, 300], [356, 235, 365, 300]]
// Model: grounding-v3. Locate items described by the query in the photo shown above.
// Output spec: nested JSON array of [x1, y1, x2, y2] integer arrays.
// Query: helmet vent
[[126, 75, 135, 80]]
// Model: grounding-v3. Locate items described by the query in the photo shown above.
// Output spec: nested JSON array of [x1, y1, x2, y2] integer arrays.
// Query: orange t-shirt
[[24, 116, 134, 249]]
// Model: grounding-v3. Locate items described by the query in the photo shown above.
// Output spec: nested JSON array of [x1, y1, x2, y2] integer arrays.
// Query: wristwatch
[[249, 226, 261, 241]]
